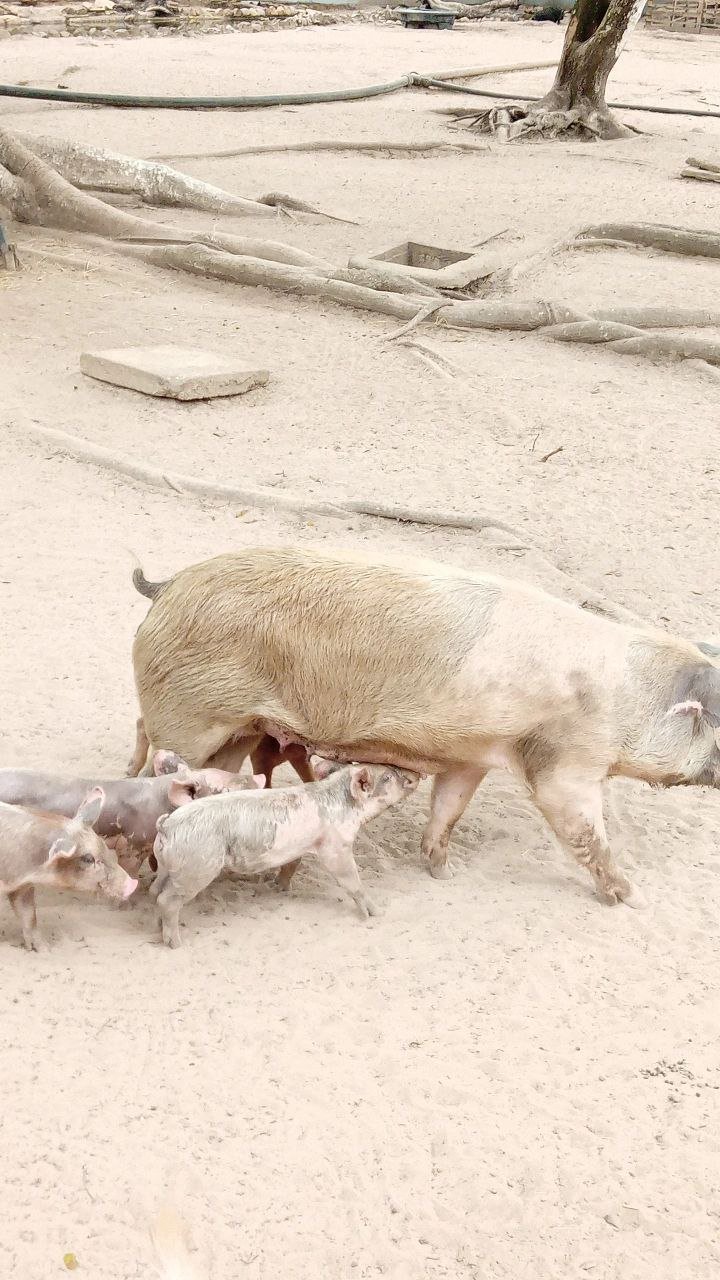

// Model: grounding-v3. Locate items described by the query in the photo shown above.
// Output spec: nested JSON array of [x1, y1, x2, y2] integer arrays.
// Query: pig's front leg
[[421, 765, 488, 880], [127, 716, 150, 777], [275, 858, 302, 892], [316, 839, 377, 919], [7, 885, 46, 952]]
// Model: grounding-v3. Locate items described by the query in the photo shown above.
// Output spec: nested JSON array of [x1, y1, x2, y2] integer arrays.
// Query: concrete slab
[[80, 345, 269, 401]]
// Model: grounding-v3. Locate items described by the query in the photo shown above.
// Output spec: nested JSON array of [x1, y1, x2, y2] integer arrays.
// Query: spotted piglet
[[151, 762, 419, 947], [0, 788, 137, 951]]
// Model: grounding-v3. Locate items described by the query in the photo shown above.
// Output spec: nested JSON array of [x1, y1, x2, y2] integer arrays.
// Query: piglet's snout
[[104, 867, 138, 900]]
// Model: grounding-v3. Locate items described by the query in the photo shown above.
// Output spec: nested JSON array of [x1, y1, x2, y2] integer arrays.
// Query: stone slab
[[80, 345, 269, 401]]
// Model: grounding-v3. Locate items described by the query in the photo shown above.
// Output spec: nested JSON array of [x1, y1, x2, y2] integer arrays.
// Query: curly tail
[[132, 566, 169, 601]]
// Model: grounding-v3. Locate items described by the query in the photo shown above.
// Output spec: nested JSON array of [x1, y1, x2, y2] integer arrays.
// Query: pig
[[0, 751, 257, 878], [131, 546, 720, 909], [129, 569, 315, 787], [0, 788, 137, 950], [150, 762, 418, 947]]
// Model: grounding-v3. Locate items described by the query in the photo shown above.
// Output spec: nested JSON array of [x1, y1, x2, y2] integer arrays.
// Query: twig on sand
[[384, 302, 449, 342], [538, 444, 564, 463]]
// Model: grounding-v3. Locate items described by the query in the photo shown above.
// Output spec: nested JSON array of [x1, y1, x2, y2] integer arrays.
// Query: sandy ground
[[2, 19, 720, 1280]]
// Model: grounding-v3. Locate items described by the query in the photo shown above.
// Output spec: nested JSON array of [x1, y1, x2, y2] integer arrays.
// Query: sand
[[2, 18, 720, 1279]]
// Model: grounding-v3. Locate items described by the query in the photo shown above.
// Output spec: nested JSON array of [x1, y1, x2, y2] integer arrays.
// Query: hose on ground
[[416, 76, 720, 118], [1, 65, 719, 118]]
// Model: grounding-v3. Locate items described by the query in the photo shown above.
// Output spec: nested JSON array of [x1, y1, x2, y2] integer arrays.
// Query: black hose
[[0, 75, 412, 109], [2, 70, 719, 119], [417, 76, 720, 118]]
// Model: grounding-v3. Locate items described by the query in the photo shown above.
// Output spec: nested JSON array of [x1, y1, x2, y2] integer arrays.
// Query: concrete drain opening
[[369, 240, 475, 272]]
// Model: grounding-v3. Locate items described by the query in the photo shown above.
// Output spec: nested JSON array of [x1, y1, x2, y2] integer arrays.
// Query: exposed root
[[256, 191, 357, 224], [574, 222, 720, 258], [396, 339, 459, 379], [448, 102, 633, 142], [17, 133, 276, 218], [0, 128, 353, 235], [155, 139, 490, 161], [141, 243, 422, 319], [17, 421, 526, 539], [384, 302, 449, 341], [14, 422, 646, 629]]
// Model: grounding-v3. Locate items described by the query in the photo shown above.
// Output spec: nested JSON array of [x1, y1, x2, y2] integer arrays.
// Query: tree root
[[447, 102, 632, 142], [685, 155, 720, 174], [0, 129, 353, 232], [682, 155, 720, 183], [681, 167, 720, 186], [18, 421, 525, 538], [15, 422, 647, 629], [575, 222, 720, 258], [17, 133, 277, 219], [156, 139, 491, 161], [141, 243, 424, 319]]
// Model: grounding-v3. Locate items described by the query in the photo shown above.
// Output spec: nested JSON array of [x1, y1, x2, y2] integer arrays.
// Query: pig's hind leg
[[7, 885, 45, 951], [315, 839, 377, 919], [532, 769, 644, 907], [421, 766, 488, 880], [156, 852, 225, 947]]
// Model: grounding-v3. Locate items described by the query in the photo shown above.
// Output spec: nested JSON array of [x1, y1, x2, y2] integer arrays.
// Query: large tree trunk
[[540, 0, 644, 136], [450, 0, 645, 140]]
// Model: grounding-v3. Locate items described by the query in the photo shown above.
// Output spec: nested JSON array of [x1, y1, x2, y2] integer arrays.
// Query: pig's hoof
[[429, 860, 453, 881], [622, 885, 648, 910], [164, 934, 182, 949], [27, 936, 49, 953]]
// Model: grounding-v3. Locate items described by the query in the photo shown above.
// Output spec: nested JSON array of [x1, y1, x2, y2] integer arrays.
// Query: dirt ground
[[2, 18, 720, 1280]]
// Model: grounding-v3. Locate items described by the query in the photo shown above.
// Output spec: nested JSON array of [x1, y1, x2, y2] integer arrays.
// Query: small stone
[[80, 346, 269, 401]]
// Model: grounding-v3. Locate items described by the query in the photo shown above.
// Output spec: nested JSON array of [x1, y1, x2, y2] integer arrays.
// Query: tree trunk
[[447, 0, 645, 139], [540, 0, 644, 136]]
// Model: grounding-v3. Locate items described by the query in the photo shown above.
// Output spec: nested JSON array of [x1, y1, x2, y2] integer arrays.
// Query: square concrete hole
[[369, 240, 474, 272]]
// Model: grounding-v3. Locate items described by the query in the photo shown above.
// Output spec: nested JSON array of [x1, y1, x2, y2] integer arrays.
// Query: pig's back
[[133, 546, 632, 749]]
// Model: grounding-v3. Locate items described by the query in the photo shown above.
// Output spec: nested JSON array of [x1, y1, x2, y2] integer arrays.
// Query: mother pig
[[131, 546, 720, 907]]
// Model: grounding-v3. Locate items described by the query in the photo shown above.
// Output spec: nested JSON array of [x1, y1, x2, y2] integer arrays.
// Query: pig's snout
[[103, 866, 138, 901]]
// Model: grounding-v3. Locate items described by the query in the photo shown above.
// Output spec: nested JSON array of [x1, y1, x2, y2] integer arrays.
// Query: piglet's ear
[[153, 750, 186, 777], [252, 774, 266, 789], [350, 766, 373, 801], [168, 780, 196, 809], [74, 787, 104, 829], [46, 837, 77, 865]]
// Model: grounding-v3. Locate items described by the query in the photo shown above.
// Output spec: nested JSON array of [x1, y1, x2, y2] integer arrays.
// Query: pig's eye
[[79, 854, 95, 868]]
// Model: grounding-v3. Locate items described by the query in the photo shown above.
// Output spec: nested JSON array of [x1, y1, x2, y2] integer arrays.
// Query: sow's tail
[[132, 565, 169, 601]]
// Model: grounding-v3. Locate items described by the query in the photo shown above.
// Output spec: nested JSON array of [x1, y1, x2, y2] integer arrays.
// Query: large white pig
[[131, 547, 720, 907]]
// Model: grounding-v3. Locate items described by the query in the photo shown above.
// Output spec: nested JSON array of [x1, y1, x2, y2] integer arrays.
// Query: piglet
[[151, 763, 419, 947], [0, 788, 137, 951], [0, 751, 259, 878]]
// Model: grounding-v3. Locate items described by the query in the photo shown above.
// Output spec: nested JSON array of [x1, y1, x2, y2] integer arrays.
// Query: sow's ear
[[696, 640, 720, 660], [667, 664, 720, 729], [74, 787, 105, 829]]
